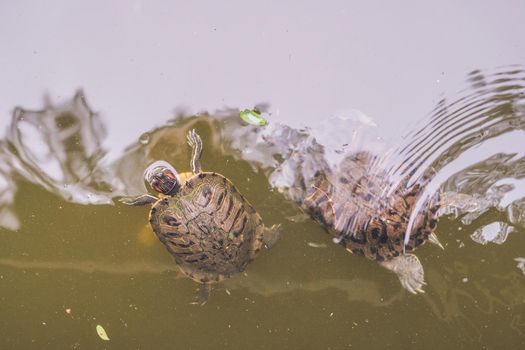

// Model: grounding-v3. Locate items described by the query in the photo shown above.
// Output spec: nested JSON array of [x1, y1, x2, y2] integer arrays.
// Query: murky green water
[[1, 2, 525, 349], [1, 92, 525, 349]]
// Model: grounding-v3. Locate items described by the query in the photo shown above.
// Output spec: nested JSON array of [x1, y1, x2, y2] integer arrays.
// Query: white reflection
[[470, 222, 514, 245], [515, 258, 525, 276]]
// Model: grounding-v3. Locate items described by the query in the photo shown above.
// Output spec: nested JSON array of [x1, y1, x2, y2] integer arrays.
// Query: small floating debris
[[96, 324, 110, 341], [239, 109, 267, 126], [515, 257, 525, 276], [307, 242, 328, 248]]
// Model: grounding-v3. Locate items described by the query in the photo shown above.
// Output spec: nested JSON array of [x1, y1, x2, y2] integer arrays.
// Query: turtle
[[300, 151, 445, 294], [121, 129, 280, 304]]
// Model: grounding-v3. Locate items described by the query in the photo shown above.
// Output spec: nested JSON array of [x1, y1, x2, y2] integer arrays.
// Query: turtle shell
[[149, 172, 265, 283], [302, 151, 440, 262]]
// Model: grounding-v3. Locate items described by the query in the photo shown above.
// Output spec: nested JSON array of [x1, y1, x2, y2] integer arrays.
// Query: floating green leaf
[[239, 109, 267, 126], [96, 324, 110, 341]]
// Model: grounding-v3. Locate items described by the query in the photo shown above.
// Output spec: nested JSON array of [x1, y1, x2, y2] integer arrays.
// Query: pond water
[[1, 1, 525, 349]]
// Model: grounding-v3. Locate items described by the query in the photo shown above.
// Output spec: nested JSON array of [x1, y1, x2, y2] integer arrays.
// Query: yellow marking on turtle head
[[178, 171, 194, 186], [154, 172, 192, 200]]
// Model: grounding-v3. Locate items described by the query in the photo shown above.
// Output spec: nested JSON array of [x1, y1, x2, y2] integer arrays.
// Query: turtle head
[[144, 160, 181, 195]]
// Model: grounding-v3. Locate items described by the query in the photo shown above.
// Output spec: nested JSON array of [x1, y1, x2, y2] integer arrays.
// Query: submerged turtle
[[256, 121, 444, 294], [300, 151, 444, 294], [121, 129, 279, 303]]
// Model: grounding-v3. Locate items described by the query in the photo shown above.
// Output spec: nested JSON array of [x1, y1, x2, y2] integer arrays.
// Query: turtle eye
[[151, 178, 164, 194]]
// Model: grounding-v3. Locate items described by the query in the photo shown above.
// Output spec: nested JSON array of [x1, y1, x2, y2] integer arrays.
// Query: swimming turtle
[[121, 129, 279, 304], [300, 151, 444, 294]]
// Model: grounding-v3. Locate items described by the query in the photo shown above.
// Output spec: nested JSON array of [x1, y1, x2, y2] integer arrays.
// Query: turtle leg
[[191, 283, 211, 305], [187, 129, 203, 174], [120, 194, 158, 206], [428, 232, 445, 250], [380, 254, 426, 294], [262, 224, 282, 249]]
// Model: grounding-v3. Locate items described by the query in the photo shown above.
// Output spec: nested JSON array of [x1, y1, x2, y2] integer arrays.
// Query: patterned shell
[[302, 152, 440, 262], [149, 172, 265, 283]]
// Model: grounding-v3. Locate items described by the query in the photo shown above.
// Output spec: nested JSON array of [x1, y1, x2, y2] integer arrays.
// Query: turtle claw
[[380, 254, 426, 295], [428, 233, 445, 250], [187, 129, 202, 151], [406, 286, 417, 295]]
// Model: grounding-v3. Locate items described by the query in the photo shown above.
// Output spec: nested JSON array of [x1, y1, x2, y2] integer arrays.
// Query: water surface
[[1, 67, 525, 349]]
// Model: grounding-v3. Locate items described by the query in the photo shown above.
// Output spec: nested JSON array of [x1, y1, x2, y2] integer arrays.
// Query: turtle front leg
[[380, 254, 426, 294], [120, 194, 158, 206], [187, 129, 203, 174]]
